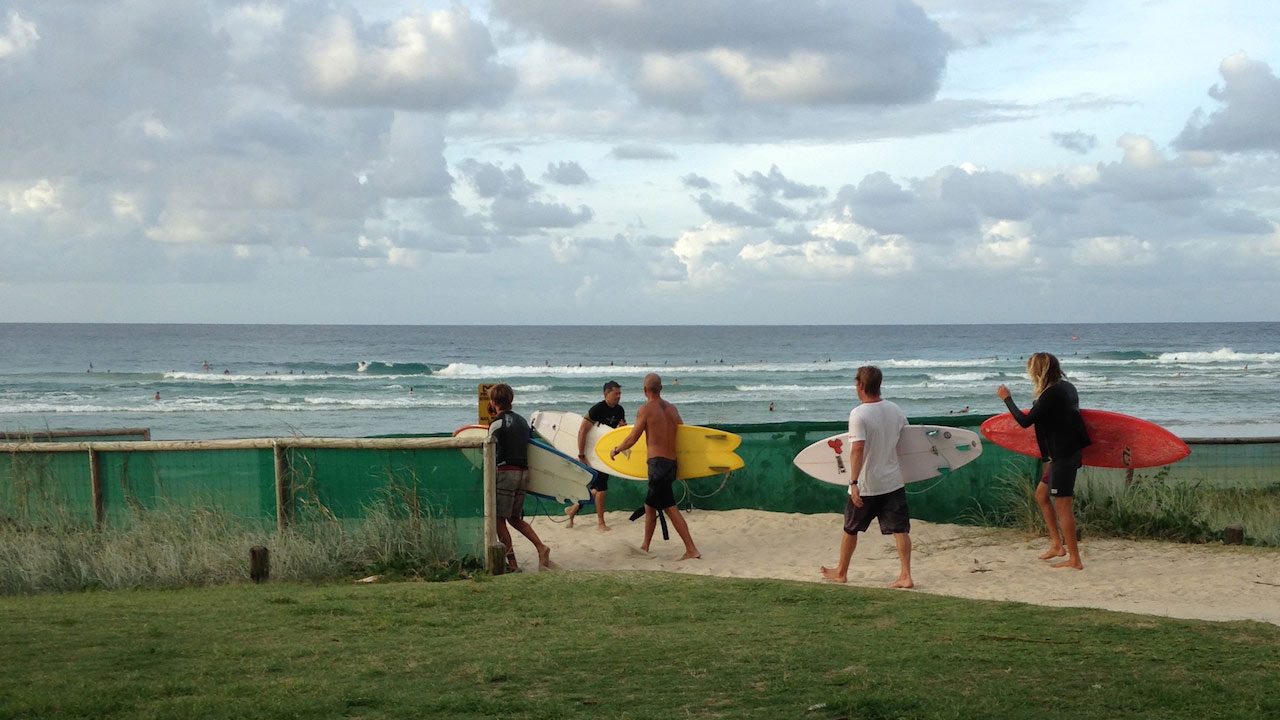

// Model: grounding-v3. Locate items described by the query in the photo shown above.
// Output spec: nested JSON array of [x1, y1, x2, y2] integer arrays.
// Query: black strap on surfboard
[[628, 505, 670, 540]]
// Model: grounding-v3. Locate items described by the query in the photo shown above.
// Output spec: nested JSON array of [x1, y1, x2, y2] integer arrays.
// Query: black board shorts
[[588, 474, 610, 493], [645, 458, 677, 509], [1040, 451, 1083, 498], [843, 487, 910, 535]]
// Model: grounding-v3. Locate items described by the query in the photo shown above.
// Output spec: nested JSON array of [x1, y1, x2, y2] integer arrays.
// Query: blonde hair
[[1026, 352, 1063, 397]]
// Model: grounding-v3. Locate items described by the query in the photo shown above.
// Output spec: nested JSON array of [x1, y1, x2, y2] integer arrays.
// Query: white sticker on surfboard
[[793, 425, 983, 485], [530, 409, 645, 481]]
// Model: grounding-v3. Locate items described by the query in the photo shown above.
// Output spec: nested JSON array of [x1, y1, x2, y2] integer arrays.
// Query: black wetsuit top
[[489, 410, 530, 468], [1003, 380, 1091, 462]]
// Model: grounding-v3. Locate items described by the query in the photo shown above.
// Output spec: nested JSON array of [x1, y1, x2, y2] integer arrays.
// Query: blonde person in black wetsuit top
[[996, 353, 1091, 570]]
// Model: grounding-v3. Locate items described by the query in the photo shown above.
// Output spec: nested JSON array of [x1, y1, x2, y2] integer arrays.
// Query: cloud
[[0, 10, 38, 60], [455, 159, 593, 231], [1071, 235, 1155, 266], [543, 161, 591, 185], [493, 0, 949, 111], [1175, 53, 1280, 153], [681, 173, 713, 190], [610, 144, 677, 160], [695, 194, 772, 227], [291, 7, 516, 110], [737, 165, 826, 200], [1052, 131, 1098, 154]]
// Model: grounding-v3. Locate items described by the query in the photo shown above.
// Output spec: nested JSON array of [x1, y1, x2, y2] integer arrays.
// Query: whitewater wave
[[1154, 348, 1280, 364]]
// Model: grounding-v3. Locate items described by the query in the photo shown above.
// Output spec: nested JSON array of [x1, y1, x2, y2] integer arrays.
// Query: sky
[[1, 0, 1278, 325]]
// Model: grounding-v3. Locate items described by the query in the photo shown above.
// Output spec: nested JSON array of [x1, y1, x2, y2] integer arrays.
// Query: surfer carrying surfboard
[[610, 373, 702, 560], [820, 366, 914, 589], [996, 352, 1091, 570], [487, 384, 553, 572], [565, 381, 625, 531]]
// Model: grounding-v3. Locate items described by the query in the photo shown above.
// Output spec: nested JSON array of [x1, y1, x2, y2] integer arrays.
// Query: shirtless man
[[610, 373, 701, 560]]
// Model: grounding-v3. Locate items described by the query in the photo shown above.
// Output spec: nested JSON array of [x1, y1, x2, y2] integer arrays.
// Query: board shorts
[[496, 466, 529, 520], [588, 474, 610, 493], [645, 458, 677, 510], [843, 487, 910, 535], [1040, 451, 1083, 498]]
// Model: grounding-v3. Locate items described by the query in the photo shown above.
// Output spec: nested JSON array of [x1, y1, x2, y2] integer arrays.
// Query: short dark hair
[[488, 383, 514, 410], [603, 380, 621, 393], [855, 366, 883, 396]]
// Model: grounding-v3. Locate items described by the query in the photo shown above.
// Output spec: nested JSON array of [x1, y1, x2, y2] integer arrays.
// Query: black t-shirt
[[587, 400, 626, 429]]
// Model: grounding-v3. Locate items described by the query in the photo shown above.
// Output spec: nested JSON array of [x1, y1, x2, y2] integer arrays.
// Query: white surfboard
[[529, 409, 646, 481], [793, 425, 983, 485], [453, 425, 595, 504]]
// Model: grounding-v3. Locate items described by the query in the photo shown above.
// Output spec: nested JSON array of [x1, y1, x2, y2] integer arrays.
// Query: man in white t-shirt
[[820, 366, 914, 588]]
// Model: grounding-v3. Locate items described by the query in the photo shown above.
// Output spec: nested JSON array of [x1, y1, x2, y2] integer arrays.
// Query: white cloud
[[294, 7, 516, 110], [7, 179, 60, 213], [0, 11, 38, 60], [1071, 235, 1155, 266]]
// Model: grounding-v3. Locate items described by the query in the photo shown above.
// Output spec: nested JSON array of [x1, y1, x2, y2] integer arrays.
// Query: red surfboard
[[980, 409, 1190, 469]]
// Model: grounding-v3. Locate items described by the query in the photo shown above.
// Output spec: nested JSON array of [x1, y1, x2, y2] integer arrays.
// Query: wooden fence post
[[250, 546, 270, 582], [88, 449, 104, 529], [483, 435, 505, 574], [273, 443, 290, 532]]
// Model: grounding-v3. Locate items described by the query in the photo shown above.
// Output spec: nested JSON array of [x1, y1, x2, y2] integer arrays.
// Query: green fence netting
[[0, 445, 487, 560]]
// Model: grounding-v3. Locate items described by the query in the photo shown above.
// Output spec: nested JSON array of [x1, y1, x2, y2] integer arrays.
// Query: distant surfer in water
[[611, 373, 701, 560], [487, 383, 552, 572], [996, 352, 1091, 570], [566, 380, 624, 531], [820, 366, 914, 589]]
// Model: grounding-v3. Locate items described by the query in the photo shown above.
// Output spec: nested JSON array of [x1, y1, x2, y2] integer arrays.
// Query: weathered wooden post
[[1224, 525, 1245, 545], [273, 442, 290, 532], [250, 546, 270, 583], [88, 448, 105, 529], [483, 434, 506, 574]]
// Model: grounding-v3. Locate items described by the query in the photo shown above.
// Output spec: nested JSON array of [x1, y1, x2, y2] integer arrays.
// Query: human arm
[[576, 417, 592, 462], [996, 384, 1039, 428], [611, 406, 647, 459], [847, 440, 866, 507]]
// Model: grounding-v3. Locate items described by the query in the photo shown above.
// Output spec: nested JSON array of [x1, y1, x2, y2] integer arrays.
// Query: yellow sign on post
[[477, 383, 496, 425]]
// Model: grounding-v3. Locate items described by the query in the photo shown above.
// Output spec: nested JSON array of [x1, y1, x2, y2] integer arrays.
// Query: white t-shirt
[[848, 399, 908, 496]]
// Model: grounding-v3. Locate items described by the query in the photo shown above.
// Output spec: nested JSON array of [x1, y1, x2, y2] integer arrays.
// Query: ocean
[[1, 323, 1277, 441]]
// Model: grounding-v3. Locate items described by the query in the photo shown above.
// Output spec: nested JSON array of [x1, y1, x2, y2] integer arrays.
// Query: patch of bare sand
[[508, 508, 1280, 625]]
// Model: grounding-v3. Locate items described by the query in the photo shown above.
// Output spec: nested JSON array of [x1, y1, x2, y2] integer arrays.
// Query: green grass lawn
[[2, 572, 1277, 720]]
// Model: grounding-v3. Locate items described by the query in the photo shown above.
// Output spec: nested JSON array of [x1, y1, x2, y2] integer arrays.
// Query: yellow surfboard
[[595, 424, 744, 480]]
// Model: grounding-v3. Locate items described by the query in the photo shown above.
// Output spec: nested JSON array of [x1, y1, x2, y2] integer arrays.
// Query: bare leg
[[1050, 497, 1084, 569], [594, 490, 609, 531], [496, 518, 517, 570], [889, 532, 914, 588], [664, 505, 701, 559], [508, 518, 553, 568], [1035, 480, 1066, 559], [564, 502, 580, 527], [640, 505, 657, 552], [820, 531, 857, 583]]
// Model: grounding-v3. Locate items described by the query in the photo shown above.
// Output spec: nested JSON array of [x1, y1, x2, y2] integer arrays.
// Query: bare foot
[[889, 577, 915, 589], [819, 566, 847, 583], [639, 544, 650, 553], [1051, 558, 1083, 570], [563, 505, 578, 528], [537, 545, 552, 569], [596, 524, 611, 532], [1038, 547, 1067, 560], [678, 551, 701, 561]]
